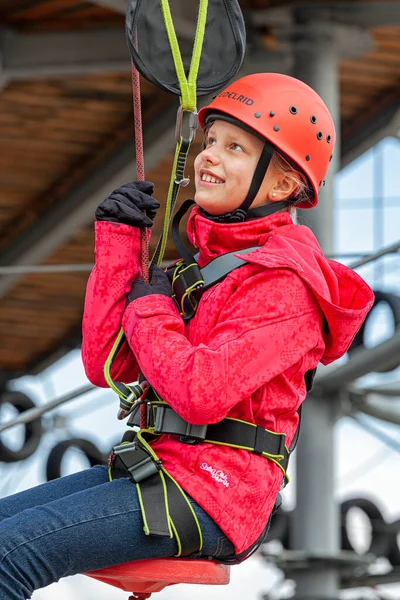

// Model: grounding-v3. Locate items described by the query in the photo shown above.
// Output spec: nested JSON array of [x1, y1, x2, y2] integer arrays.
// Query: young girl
[[0, 73, 373, 599]]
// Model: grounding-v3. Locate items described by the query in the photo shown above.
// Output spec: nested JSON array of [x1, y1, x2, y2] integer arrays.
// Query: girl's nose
[[201, 146, 220, 164]]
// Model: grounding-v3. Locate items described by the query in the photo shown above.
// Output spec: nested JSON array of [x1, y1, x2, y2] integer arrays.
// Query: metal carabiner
[[175, 105, 198, 144]]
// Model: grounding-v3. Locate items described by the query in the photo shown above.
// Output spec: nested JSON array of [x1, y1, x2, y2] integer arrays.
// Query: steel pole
[[291, 392, 340, 598], [291, 23, 340, 599], [293, 23, 340, 256]]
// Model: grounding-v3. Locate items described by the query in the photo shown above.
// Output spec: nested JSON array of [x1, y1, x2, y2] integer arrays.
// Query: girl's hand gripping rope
[[127, 267, 173, 304], [95, 181, 160, 229]]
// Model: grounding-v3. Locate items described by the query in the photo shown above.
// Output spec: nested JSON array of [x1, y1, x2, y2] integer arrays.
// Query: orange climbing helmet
[[198, 73, 336, 209]]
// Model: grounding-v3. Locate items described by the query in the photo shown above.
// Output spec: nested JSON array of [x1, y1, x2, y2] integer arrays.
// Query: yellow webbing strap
[[153, 138, 185, 268], [160, 0, 208, 111], [134, 430, 202, 556]]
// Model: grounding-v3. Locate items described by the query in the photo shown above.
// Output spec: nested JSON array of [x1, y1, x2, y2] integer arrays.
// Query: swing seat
[[86, 558, 230, 595]]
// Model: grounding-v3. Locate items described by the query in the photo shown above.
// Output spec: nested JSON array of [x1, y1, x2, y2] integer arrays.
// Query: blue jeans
[[0, 465, 234, 600]]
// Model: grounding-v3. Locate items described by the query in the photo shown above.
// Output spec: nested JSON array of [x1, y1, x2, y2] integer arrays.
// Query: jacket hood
[[187, 206, 374, 364]]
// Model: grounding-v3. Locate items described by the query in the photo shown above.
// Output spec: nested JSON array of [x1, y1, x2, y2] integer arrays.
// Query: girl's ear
[[270, 173, 299, 201]]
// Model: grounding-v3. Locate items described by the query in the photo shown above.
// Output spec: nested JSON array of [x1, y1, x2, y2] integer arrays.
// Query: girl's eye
[[231, 143, 244, 152], [206, 136, 216, 146]]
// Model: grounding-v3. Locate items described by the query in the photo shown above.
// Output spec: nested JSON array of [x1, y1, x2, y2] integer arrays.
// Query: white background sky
[[1, 137, 400, 600]]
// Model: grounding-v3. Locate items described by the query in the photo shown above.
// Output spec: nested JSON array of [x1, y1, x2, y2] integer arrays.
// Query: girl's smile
[[199, 168, 225, 185]]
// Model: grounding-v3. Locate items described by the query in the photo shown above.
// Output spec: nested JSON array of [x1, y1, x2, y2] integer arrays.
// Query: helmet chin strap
[[200, 140, 290, 223]]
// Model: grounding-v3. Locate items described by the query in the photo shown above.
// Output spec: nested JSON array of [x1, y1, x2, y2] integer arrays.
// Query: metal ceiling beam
[[314, 330, 400, 394], [0, 24, 291, 83], [253, 2, 400, 28], [0, 28, 130, 84], [302, 1, 400, 28], [0, 102, 180, 298], [350, 396, 400, 426]]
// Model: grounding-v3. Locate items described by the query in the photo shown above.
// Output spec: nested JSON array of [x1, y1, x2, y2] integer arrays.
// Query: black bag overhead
[[126, 0, 246, 99]]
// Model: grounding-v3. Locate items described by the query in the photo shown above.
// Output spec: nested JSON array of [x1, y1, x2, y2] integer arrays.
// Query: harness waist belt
[[127, 402, 289, 473]]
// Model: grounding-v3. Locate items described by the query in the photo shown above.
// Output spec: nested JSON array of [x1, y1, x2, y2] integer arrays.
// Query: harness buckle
[[170, 262, 205, 320], [154, 405, 208, 442], [178, 418, 208, 444], [112, 442, 162, 482]]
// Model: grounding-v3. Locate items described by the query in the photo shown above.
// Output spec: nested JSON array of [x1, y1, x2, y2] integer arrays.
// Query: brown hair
[[271, 151, 312, 209]]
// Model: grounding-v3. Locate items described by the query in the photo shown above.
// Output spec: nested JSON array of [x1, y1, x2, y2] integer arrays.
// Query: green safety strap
[[150, 137, 192, 269], [104, 1, 209, 415], [160, 0, 208, 111], [110, 429, 203, 556]]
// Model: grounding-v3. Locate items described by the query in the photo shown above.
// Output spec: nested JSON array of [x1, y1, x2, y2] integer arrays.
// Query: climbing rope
[[130, 28, 149, 428]]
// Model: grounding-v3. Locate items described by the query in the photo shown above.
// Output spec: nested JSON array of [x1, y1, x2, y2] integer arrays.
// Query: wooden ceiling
[[0, 0, 399, 376]]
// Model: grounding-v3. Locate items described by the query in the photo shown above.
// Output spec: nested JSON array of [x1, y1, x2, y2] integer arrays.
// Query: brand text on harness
[[200, 462, 230, 487]]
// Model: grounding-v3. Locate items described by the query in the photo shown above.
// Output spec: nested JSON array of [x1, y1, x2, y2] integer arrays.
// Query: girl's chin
[[194, 193, 237, 216]]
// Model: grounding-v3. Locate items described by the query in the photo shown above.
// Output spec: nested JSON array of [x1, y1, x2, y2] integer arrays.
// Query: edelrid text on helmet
[[219, 91, 255, 106]]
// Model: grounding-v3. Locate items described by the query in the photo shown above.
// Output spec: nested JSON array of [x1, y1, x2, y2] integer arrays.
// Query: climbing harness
[[108, 389, 290, 560], [108, 374, 315, 560], [167, 198, 291, 320], [106, 220, 319, 558]]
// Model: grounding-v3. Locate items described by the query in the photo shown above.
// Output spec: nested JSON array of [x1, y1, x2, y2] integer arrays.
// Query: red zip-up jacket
[[82, 208, 374, 553]]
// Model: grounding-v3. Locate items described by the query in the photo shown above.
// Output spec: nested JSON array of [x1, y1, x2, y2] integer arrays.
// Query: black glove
[[95, 181, 160, 228], [127, 267, 173, 305]]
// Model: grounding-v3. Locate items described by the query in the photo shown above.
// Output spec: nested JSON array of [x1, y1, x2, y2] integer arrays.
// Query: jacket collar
[[187, 206, 294, 267]]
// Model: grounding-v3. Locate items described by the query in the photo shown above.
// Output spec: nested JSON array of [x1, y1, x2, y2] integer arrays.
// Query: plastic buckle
[[112, 442, 162, 483], [179, 421, 208, 445], [175, 105, 198, 144], [153, 405, 207, 443], [173, 263, 204, 299]]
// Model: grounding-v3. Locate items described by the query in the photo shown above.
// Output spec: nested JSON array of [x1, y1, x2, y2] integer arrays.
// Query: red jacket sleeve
[[82, 221, 145, 387], [121, 269, 323, 424]]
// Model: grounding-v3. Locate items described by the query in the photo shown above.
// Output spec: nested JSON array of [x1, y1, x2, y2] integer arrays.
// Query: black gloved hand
[[127, 267, 173, 305], [95, 181, 160, 228]]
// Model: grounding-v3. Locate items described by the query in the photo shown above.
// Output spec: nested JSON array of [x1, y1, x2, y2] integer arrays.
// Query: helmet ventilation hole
[[329, 154, 333, 162], [306, 155, 311, 161], [310, 115, 317, 124], [317, 131, 323, 140], [254, 112, 261, 118], [289, 106, 298, 114], [273, 125, 280, 132], [269, 111, 275, 117], [327, 134, 332, 143]]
